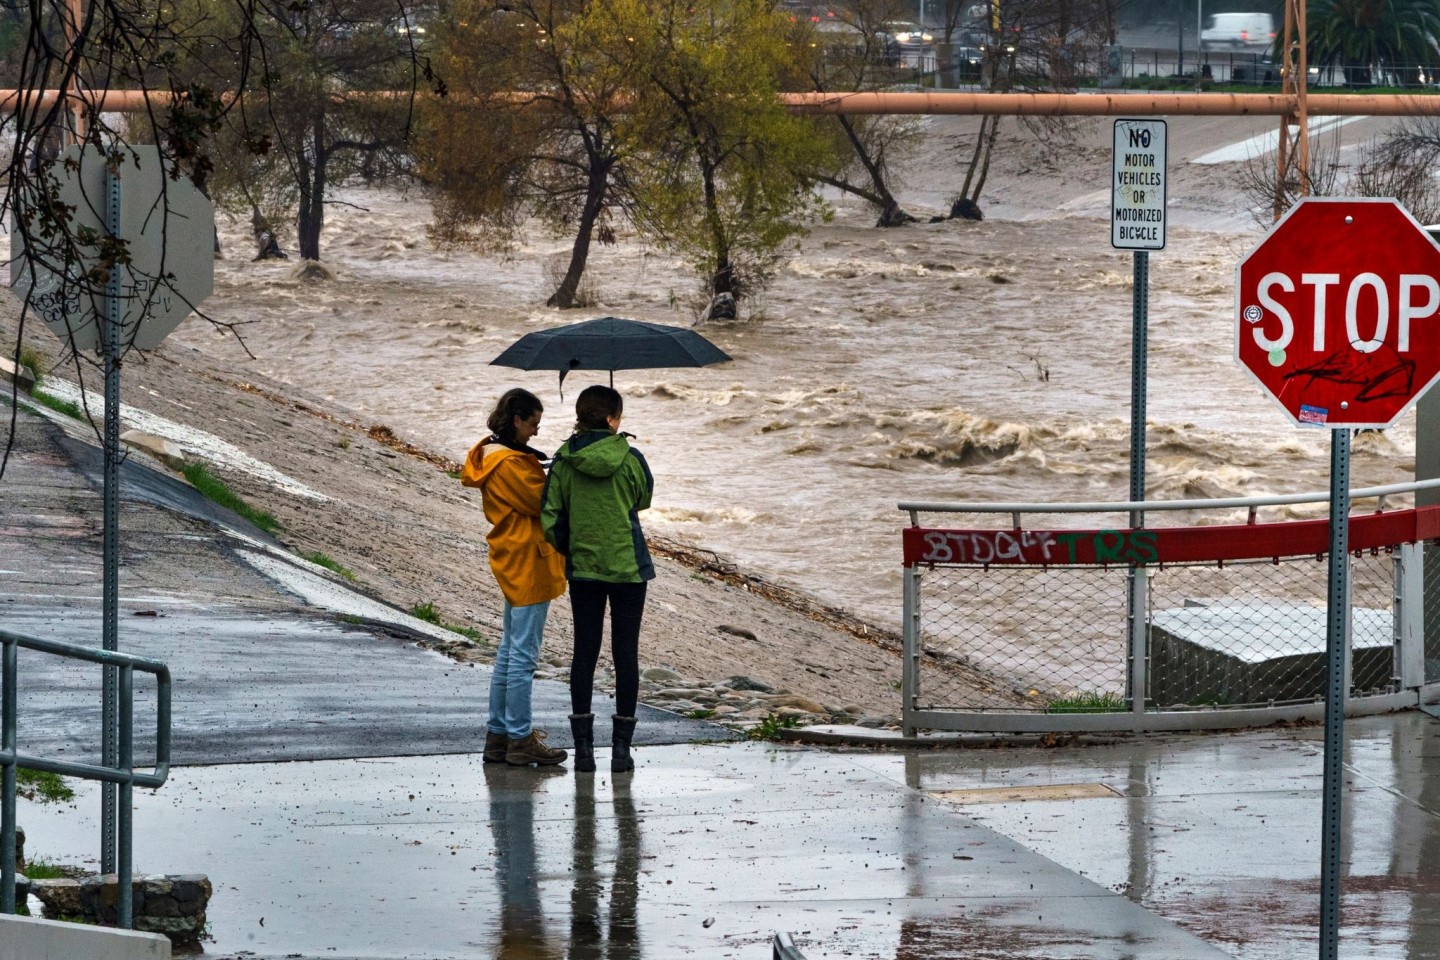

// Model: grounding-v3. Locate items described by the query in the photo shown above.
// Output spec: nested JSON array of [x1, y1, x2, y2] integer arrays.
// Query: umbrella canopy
[[491, 316, 730, 390]]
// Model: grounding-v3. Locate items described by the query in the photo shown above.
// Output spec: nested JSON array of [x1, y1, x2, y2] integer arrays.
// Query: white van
[[1200, 12, 1275, 50]]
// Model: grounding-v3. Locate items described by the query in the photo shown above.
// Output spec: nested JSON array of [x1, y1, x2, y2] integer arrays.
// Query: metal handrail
[[2, 627, 172, 927], [900, 476, 1440, 523]]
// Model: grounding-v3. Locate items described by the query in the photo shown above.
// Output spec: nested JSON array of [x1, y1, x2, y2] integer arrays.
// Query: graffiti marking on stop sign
[[1234, 197, 1440, 428]]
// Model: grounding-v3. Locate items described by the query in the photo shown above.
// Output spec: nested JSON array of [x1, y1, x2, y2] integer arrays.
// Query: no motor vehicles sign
[[1112, 119, 1166, 251], [1235, 197, 1440, 428]]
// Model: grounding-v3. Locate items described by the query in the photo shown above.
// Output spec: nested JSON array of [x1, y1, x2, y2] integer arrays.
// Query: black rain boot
[[611, 715, 637, 773], [570, 713, 596, 773]]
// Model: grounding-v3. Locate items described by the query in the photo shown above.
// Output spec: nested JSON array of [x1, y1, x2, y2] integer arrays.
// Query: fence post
[[1395, 545, 1425, 691], [903, 566, 920, 738], [1129, 568, 1148, 719]]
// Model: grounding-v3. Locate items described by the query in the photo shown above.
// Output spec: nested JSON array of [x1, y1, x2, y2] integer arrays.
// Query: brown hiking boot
[[483, 730, 508, 764], [506, 729, 567, 767]]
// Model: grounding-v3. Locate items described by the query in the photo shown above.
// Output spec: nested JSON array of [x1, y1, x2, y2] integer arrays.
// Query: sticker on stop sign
[[1234, 197, 1440, 428]]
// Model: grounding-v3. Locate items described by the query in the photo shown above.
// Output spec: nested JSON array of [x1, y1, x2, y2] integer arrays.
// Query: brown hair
[[573, 384, 623, 434], [487, 388, 543, 444]]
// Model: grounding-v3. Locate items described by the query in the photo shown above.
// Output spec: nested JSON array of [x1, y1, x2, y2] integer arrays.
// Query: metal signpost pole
[[1319, 427, 1349, 960], [1420, 392, 1438, 674], [1128, 250, 1149, 713], [1112, 119, 1165, 717], [100, 166, 122, 874]]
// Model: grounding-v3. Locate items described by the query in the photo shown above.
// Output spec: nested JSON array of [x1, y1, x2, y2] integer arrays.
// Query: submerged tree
[[418, 0, 631, 309], [791, 0, 927, 226], [195, 0, 426, 262], [603, 0, 833, 315], [952, 0, 1117, 215]]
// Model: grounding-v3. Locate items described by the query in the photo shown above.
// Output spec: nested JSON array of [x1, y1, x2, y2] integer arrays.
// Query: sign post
[[1112, 118, 1166, 718], [10, 144, 213, 924], [1235, 196, 1440, 960]]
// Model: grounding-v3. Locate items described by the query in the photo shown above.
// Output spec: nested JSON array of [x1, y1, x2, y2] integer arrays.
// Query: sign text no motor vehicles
[[1112, 120, 1166, 251]]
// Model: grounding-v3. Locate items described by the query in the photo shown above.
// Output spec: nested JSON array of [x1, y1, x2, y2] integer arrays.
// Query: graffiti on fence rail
[[906, 528, 1160, 566]]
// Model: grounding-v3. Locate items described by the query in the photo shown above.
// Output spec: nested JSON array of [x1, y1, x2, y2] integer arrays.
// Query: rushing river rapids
[[172, 116, 1420, 630]]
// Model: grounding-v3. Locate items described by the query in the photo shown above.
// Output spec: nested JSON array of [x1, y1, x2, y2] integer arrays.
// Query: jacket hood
[[559, 431, 631, 479], [462, 438, 546, 488]]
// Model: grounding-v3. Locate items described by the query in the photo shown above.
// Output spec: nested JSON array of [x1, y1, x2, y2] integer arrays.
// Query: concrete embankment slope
[[0, 402, 718, 764]]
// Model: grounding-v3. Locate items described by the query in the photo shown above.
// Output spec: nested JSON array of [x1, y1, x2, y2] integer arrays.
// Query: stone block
[[121, 430, 187, 471], [0, 356, 36, 394], [30, 877, 82, 918]]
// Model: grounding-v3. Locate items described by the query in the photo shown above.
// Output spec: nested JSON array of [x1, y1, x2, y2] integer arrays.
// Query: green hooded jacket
[[541, 430, 654, 583]]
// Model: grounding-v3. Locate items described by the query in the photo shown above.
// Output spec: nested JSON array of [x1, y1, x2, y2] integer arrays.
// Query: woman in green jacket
[[542, 385, 654, 773]]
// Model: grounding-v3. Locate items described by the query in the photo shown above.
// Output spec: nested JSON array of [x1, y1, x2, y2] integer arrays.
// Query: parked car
[[881, 20, 933, 49], [1200, 12, 1275, 51], [951, 45, 983, 82]]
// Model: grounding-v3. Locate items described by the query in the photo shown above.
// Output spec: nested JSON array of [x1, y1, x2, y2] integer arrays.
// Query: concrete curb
[[0, 914, 170, 960], [777, 723, 1121, 749]]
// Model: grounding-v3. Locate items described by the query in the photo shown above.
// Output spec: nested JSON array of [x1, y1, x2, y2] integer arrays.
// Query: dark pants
[[568, 579, 646, 718]]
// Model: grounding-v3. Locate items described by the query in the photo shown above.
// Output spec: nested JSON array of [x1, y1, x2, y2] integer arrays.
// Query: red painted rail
[[902, 505, 1440, 567]]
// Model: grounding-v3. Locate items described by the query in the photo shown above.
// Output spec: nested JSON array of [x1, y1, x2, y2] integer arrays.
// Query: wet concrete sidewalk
[[16, 739, 1234, 960], [18, 713, 1440, 959]]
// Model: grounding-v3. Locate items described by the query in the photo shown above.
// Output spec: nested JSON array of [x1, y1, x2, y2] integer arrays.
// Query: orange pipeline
[[6, 89, 1440, 118]]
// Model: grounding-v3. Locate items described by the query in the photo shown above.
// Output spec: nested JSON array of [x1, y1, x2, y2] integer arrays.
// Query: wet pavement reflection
[[17, 742, 1234, 959], [485, 764, 643, 960], [894, 713, 1440, 959]]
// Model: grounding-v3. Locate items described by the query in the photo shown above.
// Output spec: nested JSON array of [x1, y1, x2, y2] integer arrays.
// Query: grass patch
[[446, 469, 461, 480], [409, 601, 486, 643], [446, 623, 484, 643], [747, 712, 800, 741], [301, 551, 355, 581], [181, 462, 280, 534], [1046, 691, 1127, 715], [17, 347, 45, 383], [20, 857, 70, 880], [685, 708, 715, 720], [31, 389, 84, 420], [17, 768, 75, 804], [410, 600, 441, 624]]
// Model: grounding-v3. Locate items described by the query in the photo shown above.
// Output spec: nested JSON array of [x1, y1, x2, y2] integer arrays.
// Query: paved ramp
[[1, 406, 725, 766]]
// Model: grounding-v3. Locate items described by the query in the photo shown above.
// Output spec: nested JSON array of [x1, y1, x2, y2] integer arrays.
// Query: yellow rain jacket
[[461, 439, 567, 607]]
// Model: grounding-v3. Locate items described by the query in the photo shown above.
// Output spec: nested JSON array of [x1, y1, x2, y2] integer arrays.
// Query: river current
[[176, 119, 1420, 630]]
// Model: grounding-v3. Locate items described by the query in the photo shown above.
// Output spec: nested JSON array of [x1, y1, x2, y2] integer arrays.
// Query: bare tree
[[0, 0, 423, 479], [1351, 120, 1440, 225]]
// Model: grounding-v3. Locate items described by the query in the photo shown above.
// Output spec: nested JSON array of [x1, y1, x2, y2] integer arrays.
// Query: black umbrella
[[491, 316, 731, 392]]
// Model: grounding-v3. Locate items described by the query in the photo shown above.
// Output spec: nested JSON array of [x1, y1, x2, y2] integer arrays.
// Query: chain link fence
[[901, 502, 1440, 734]]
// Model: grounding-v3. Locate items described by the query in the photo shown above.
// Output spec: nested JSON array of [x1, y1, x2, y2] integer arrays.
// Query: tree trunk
[[699, 155, 731, 299], [547, 159, 611, 309], [297, 114, 328, 262], [834, 114, 897, 214]]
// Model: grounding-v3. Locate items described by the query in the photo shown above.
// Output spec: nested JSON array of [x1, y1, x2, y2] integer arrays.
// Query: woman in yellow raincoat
[[462, 388, 568, 767]]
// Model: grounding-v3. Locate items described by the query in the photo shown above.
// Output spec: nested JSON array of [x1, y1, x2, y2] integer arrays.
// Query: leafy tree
[[1306, 0, 1440, 87], [600, 0, 833, 314], [418, 0, 631, 308], [197, 0, 427, 261]]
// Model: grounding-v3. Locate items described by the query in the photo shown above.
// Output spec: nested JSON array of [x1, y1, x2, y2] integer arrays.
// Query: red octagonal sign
[[1235, 197, 1440, 428]]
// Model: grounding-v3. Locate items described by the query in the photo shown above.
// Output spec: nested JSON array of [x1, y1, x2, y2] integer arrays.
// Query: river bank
[[2, 309, 1015, 725]]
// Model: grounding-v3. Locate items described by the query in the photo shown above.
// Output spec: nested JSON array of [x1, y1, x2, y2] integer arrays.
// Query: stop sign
[[10, 144, 214, 353], [1235, 197, 1440, 428]]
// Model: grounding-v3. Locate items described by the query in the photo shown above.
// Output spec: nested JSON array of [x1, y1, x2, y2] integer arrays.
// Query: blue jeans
[[487, 600, 551, 739]]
